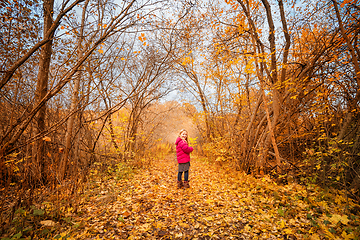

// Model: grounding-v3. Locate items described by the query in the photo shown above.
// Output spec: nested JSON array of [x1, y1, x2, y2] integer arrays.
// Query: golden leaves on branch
[[138, 33, 147, 46], [181, 56, 194, 66]]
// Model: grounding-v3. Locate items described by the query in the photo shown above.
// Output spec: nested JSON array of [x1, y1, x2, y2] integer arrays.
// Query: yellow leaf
[[342, 231, 356, 240], [310, 234, 321, 240], [61, 26, 65, 29], [121, 57, 126, 60], [175, 233, 183, 238], [206, 199, 214, 204], [324, 228, 336, 239], [154, 222, 163, 229], [339, 215, 349, 225], [278, 220, 285, 228], [139, 223, 151, 232], [43, 136, 51, 142], [204, 216, 214, 221], [40, 220, 55, 227], [103, 24, 107, 28], [98, 49, 103, 54], [244, 224, 251, 231], [216, 156, 224, 162], [330, 214, 349, 225], [179, 222, 189, 228], [59, 231, 70, 239], [122, 210, 131, 218]]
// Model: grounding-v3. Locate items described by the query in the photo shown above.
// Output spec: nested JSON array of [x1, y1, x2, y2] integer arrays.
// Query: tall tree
[[31, 0, 55, 183], [61, 0, 90, 180]]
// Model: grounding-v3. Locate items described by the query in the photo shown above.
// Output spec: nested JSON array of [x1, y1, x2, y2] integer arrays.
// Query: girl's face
[[180, 131, 188, 140]]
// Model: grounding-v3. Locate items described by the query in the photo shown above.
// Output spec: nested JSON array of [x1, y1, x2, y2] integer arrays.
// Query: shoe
[[183, 181, 190, 188], [177, 181, 183, 189]]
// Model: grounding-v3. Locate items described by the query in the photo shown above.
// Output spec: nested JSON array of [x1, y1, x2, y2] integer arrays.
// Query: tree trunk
[[238, 0, 281, 170], [61, 0, 90, 181], [241, 92, 262, 162], [251, 36, 282, 172], [194, 77, 211, 140], [332, 0, 360, 140], [31, 0, 54, 183], [261, 0, 281, 141]]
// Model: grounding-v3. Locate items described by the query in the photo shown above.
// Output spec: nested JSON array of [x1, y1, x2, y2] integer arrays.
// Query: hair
[[178, 129, 188, 142]]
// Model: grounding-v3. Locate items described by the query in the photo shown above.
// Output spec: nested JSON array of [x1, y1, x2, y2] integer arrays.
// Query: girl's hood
[[175, 137, 182, 145]]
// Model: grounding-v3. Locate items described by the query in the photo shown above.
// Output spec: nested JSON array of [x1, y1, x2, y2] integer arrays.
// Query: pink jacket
[[176, 137, 193, 163]]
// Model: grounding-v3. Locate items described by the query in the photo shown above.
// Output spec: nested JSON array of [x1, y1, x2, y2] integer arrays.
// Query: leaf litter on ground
[[56, 156, 359, 240], [4, 156, 359, 239]]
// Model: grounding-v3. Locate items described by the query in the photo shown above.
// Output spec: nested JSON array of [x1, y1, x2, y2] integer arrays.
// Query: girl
[[175, 129, 193, 189]]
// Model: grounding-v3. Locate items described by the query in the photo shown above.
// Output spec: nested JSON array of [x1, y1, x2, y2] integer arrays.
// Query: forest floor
[[2, 155, 360, 239], [55, 155, 359, 240]]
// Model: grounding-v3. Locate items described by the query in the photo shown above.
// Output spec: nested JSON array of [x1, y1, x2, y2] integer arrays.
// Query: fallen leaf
[[40, 220, 56, 227]]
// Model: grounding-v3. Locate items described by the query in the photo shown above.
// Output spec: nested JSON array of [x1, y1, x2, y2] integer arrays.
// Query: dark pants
[[178, 171, 189, 182]]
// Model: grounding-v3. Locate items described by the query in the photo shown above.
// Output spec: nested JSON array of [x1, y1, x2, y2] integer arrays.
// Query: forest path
[[67, 156, 355, 240]]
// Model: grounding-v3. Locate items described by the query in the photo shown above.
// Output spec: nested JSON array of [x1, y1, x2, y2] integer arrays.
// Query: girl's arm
[[180, 140, 193, 154]]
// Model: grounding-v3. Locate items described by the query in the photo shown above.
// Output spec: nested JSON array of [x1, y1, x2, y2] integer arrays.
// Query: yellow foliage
[[181, 56, 194, 65]]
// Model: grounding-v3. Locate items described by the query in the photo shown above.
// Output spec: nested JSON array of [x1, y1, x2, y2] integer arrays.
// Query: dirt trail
[[66, 156, 354, 239]]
